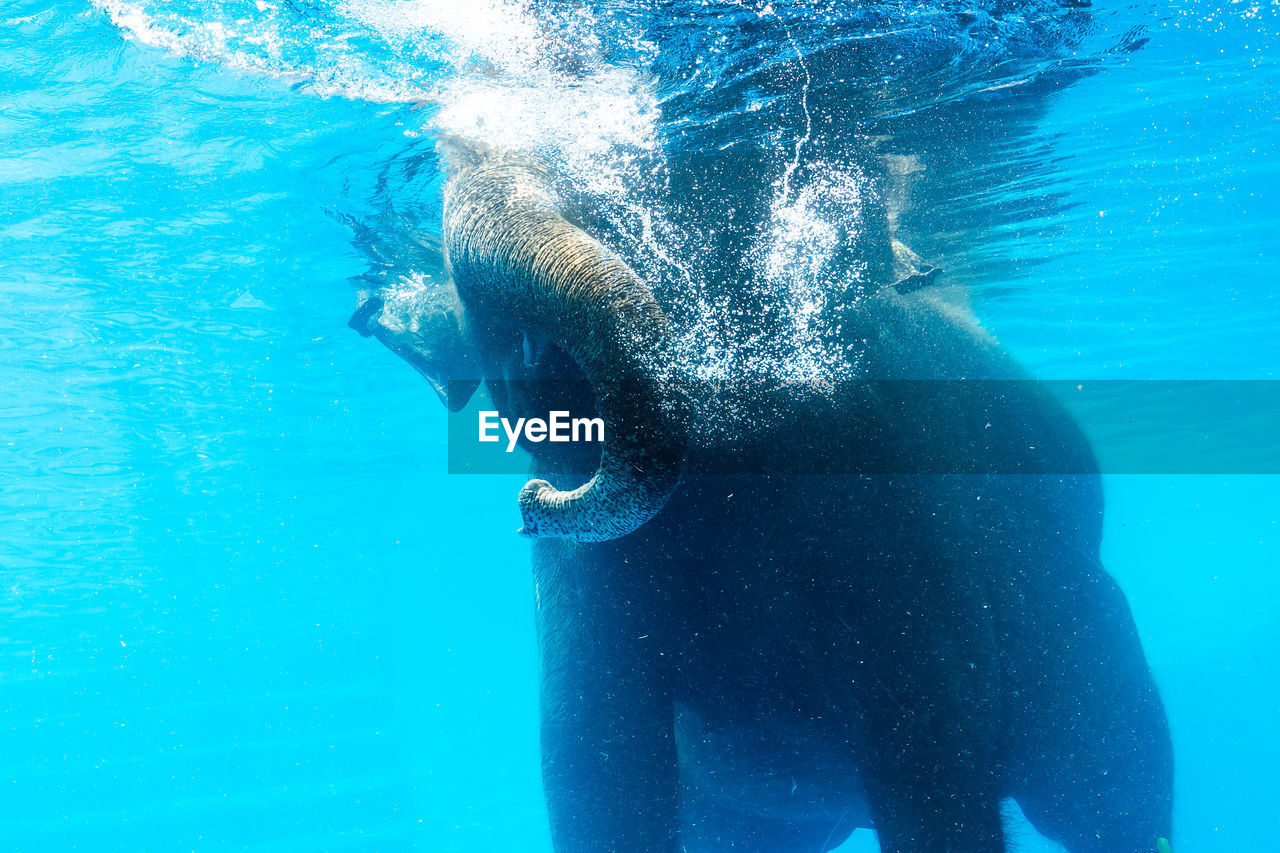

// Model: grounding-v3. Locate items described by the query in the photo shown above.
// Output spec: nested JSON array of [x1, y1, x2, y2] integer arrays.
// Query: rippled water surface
[[2, 0, 1278, 850]]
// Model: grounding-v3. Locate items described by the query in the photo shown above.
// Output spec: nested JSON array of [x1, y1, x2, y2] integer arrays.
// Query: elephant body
[[355, 152, 1173, 850], [524, 285, 1173, 852]]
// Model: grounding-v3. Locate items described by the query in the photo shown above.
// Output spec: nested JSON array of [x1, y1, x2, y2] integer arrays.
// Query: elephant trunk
[[444, 156, 687, 542]]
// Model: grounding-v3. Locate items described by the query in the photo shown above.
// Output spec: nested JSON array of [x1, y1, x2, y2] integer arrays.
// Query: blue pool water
[[1, 0, 1277, 850]]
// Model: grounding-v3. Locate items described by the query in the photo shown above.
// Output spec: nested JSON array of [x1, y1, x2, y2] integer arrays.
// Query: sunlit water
[[2, 0, 1278, 850]]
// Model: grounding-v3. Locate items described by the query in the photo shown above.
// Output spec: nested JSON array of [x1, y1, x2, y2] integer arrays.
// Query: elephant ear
[[349, 279, 482, 412]]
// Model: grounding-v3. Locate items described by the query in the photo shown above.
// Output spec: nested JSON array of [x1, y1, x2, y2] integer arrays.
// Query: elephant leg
[[534, 539, 681, 852], [850, 565, 1008, 852], [541, 706, 678, 852], [680, 813, 858, 853], [1019, 795, 1172, 853], [1008, 558, 1173, 853], [678, 786, 860, 853], [865, 771, 1006, 853], [854, 672, 1008, 853]]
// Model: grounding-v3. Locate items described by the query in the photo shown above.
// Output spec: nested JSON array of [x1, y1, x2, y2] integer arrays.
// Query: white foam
[[92, 0, 440, 102], [93, 0, 661, 190], [93, 0, 867, 385], [341, 0, 544, 74], [762, 171, 872, 383]]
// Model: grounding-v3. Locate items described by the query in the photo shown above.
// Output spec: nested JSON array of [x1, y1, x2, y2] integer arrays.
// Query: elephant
[[350, 148, 1174, 852]]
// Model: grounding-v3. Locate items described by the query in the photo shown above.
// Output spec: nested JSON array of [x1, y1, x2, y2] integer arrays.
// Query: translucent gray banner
[[446, 380, 1280, 475]]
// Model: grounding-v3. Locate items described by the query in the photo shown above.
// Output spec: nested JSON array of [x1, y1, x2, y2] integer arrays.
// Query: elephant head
[[355, 151, 688, 542], [445, 154, 688, 542]]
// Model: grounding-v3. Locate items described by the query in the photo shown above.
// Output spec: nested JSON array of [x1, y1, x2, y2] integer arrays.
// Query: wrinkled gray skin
[[353, 152, 1173, 852], [442, 155, 687, 541]]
